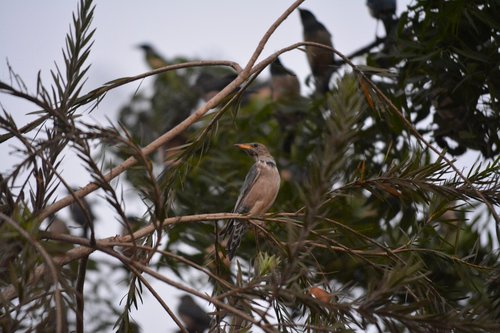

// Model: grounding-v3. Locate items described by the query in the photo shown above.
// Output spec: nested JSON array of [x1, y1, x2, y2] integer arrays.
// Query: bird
[[193, 70, 272, 106], [366, 0, 398, 35], [47, 214, 70, 235], [298, 8, 335, 94], [67, 189, 96, 239], [193, 71, 238, 102], [137, 43, 188, 91], [43, 214, 74, 258], [137, 43, 168, 70], [222, 143, 280, 260], [177, 294, 211, 333], [270, 57, 301, 102], [269, 57, 305, 154]]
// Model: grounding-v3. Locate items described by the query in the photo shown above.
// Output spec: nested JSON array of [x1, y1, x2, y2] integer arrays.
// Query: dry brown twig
[[0, 212, 258, 301], [6, 0, 498, 330], [37, 0, 305, 223]]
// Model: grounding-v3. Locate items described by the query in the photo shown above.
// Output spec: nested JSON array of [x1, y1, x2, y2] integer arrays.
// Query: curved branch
[[261, 39, 500, 232], [37, 0, 306, 222], [1, 212, 253, 301], [75, 60, 243, 107]]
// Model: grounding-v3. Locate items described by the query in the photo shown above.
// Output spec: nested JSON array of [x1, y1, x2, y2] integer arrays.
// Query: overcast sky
[[1, 1, 423, 332]]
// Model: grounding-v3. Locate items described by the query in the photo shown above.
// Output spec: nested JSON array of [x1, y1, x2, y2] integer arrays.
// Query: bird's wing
[[178, 302, 210, 328], [233, 163, 261, 214], [220, 163, 260, 239]]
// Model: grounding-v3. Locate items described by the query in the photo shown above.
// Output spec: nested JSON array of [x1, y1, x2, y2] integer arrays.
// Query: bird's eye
[[252, 143, 258, 148]]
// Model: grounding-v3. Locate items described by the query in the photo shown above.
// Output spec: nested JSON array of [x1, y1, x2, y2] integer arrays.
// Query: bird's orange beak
[[234, 143, 253, 151]]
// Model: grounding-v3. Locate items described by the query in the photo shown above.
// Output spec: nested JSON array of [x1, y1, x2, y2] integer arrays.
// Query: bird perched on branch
[[298, 8, 335, 94], [137, 43, 168, 69], [193, 71, 238, 102], [67, 189, 96, 239], [47, 214, 70, 235], [270, 57, 301, 102], [177, 294, 211, 333], [137, 43, 185, 88], [366, 0, 398, 35], [270, 57, 305, 154], [222, 143, 280, 260]]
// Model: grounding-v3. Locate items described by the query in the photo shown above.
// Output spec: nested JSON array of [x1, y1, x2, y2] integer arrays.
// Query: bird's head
[[235, 143, 272, 159], [137, 43, 154, 53], [298, 8, 316, 24], [270, 57, 296, 77], [179, 294, 195, 304], [270, 57, 284, 74]]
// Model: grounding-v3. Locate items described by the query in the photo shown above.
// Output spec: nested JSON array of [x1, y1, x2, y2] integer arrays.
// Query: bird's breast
[[246, 162, 280, 216]]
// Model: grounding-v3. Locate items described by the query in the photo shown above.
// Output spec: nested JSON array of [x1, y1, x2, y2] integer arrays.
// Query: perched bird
[[177, 294, 211, 333], [193, 71, 238, 102], [270, 57, 305, 154], [137, 43, 168, 69], [366, 0, 398, 35], [223, 143, 280, 260], [135, 43, 197, 167], [298, 8, 335, 94], [194, 70, 272, 106], [47, 214, 70, 235], [44, 214, 73, 257], [270, 57, 301, 102], [67, 189, 96, 239]]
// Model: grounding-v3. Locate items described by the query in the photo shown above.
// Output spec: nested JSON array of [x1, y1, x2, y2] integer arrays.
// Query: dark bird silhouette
[[177, 295, 211, 333], [44, 214, 73, 257], [270, 57, 301, 102], [270, 57, 305, 154], [298, 8, 335, 94], [193, 70, 271, 105], [193, 71, 238, 102], [137, 43, 168, 70], [366, 0, 398, 35], [222, 143, 280, 260], [67, 189, 95, 239], [137, 43, 187, 89], [135, 43, 198, 166]]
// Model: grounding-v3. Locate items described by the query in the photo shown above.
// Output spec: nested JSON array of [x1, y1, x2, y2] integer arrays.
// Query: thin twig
[[285, 40, 500, 234], [37, 1, 306, 223], [99, 247, 189, 333], [75, 256, 88, 333]]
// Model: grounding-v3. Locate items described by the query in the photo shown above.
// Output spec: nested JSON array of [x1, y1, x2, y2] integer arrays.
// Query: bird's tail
[[226, 221, 248, 260], [316, 70, 333, 95]]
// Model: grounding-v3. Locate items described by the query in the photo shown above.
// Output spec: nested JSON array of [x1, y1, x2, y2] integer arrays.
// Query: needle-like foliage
[[0, 0, 499, 332]]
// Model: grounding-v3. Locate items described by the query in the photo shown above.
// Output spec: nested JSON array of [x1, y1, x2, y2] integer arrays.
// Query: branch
[[291, 40, 500, 233], [1, 212, 253, 301], [37, 0, 306, 222], [75, 60, 243, 107], [243, 0, 304, 73]]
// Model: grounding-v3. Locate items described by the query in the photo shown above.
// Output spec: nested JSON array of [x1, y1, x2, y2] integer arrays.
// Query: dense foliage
[[0, 0, 499, 332]]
